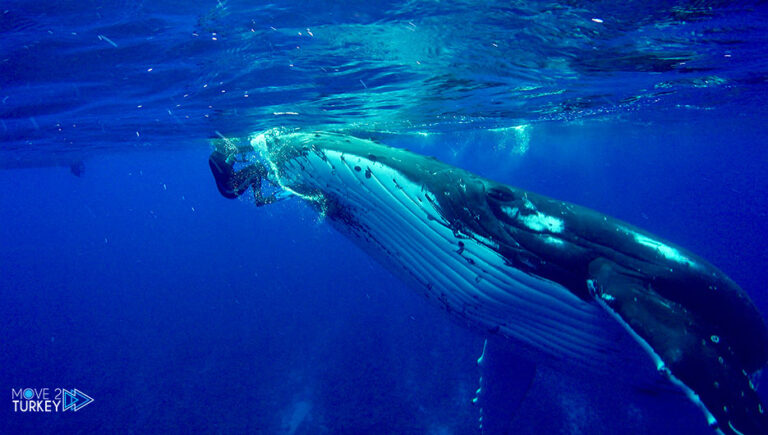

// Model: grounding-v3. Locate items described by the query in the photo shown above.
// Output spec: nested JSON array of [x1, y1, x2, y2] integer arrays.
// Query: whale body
[[239, 130, 768, 434]]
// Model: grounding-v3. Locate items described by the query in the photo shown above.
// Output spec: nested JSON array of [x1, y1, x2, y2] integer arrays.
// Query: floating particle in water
[[97, 34, 118, 47]]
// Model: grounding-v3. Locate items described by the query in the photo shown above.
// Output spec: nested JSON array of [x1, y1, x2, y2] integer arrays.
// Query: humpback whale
[[218, 130, 768, 434]]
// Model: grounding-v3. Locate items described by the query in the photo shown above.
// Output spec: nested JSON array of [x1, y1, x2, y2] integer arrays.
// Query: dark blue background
[[2, 112, 766, 433], [2, 0, 768, 433]]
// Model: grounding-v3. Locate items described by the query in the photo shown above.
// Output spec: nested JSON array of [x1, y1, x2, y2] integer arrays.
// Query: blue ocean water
[[1, 1, 767, 433]]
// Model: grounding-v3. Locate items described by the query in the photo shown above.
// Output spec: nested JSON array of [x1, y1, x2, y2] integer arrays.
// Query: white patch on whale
[[501, 205, 565, 233], [627, 229, 695, 267]]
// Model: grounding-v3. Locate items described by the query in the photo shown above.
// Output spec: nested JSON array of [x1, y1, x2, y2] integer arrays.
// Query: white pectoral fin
[[588, 258, 768, 435]]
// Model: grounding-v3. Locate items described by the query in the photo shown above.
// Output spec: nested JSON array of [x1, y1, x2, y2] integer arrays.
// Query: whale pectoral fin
[[588, 258, 768, 435]]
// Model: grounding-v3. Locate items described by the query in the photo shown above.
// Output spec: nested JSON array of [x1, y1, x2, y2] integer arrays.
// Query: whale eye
[[488, 187, 515, 203]]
